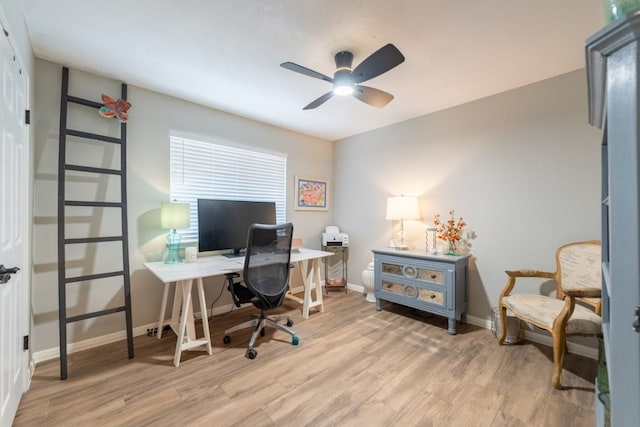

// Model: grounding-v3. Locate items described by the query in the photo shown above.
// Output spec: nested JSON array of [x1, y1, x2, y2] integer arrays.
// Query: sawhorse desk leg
[[156, 278, 212, 367], [290, 259, 324, 319]]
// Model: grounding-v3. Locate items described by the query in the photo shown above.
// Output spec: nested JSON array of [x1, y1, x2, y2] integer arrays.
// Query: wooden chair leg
[[498, 305, 509, 345], [551, 330, 566, 389]]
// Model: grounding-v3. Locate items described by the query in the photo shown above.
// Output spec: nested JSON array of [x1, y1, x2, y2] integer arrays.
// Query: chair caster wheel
[[223, 335, 230, 344], [286, 319, 294, 327], [292, 336, 299, 345], [260, 327, 265, 337], [247, 348, 257, 359]]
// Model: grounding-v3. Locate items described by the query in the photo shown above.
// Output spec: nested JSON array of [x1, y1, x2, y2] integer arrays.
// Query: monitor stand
[[223, 250, 245, 259]]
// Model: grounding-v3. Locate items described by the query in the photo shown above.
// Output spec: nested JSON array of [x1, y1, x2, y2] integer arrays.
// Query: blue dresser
[[372, 249, 469, 334]]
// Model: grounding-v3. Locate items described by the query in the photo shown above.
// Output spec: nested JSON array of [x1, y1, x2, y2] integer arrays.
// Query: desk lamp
[[161, 201, 191, 264], [386, 195, 420, 250]]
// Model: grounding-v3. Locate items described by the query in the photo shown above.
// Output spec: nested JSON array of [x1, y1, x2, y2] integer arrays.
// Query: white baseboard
[[346, 282, 364, 292], [32, 303, 236, 365], [32, 287, 596, 364], [465, 314, 597, 360]]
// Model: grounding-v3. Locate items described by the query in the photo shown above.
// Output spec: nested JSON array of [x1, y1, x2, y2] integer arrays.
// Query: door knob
[[633, 306, 640, 333], [0, 265, 19, 275], [0, 265, 19, 285]]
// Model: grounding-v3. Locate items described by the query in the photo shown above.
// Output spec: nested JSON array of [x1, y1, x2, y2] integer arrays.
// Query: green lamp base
[[164, 230, 184, 264]]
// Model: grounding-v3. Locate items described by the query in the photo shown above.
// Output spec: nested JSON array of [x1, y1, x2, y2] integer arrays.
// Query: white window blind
[[169, 135, 287, 242]]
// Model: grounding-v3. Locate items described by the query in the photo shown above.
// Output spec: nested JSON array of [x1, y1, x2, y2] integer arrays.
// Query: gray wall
[[333, 69, 602, 323], [30, 59, 602, 356], [31, 62, 602, 355], [31, 59, 333, 353]]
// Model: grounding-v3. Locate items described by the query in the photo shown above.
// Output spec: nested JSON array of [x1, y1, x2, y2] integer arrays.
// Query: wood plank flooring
[[14, 291, 596, 426]]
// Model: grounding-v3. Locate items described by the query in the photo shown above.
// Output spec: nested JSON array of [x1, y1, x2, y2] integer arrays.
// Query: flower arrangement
[[434, 210, 466, 255]]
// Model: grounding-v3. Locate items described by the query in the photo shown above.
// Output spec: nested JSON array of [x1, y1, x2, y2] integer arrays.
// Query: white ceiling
[[21, 1, 606, 141]]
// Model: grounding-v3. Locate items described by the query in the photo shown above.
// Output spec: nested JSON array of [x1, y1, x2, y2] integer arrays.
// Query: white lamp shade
[[386, 196, 420, 220], [160, 202, 191, 229]]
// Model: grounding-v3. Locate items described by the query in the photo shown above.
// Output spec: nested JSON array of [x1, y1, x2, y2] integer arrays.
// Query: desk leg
[[295, 260, 307, 294], [311, 259, 324, 314], [157, 281, 172, 339], [302, 259, 325, 319], [173, 278, 213, 367], [196, 277, 213, 356], [174, 279, 193, 367], [171, 283, 182, 330]]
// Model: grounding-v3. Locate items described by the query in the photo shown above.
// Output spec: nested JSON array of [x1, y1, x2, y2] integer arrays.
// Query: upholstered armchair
[[498, 241, 602, 389]]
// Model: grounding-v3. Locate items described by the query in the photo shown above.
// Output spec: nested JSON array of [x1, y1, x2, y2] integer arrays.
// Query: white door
[[0, 25, 28, 427]]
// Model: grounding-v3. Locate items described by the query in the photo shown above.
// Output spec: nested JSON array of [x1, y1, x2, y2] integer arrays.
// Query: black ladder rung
[[65, 200, 123, 208], [65, 164, 122, 176], [65, 306, 126, 324], [66, 128, 122, 144], [64, 270, 125, 283], [67, 95, 103, 109], [65, 236, 124, 244]]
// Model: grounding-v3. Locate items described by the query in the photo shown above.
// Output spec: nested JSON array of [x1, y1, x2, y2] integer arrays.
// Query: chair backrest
[[243, 222, 294, 309], [556, 240, 601, 296]]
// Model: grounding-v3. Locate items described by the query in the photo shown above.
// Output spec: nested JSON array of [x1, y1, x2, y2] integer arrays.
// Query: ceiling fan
[[280, 43, 405, 110]]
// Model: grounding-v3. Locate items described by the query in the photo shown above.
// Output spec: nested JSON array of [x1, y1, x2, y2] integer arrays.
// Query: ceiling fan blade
[[280, 62, 334, 83], [351, 44, 405, 84], [303, 91, 334, 110], [353, 85, 394, 108]]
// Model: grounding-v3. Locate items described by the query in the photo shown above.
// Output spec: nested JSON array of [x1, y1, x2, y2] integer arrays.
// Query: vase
[[445, 240, 458, 256], [361, 260, 376, 303]]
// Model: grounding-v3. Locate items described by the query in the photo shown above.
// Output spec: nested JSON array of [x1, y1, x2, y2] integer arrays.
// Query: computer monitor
[[197, 199, 276, 257]]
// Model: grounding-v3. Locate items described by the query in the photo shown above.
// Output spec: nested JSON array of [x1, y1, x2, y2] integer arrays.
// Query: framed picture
[[295, 175, 329, 211]]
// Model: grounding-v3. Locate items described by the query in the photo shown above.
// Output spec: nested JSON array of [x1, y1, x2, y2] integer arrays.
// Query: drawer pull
[[430, 274, 436, 279], [430, 294, 436, 299]]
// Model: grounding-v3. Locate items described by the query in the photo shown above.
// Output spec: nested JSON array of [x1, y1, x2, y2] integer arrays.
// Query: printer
[[322, 226, 349, 247]]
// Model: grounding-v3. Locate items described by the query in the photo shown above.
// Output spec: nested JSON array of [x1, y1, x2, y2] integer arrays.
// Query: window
[[169, 135, 287, 242]]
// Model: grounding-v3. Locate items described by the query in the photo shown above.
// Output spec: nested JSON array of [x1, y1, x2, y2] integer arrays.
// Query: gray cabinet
[[587, 14, 640, 426], [372, 249, 469, 335]]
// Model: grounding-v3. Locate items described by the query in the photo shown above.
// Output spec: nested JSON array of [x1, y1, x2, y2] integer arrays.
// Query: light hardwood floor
[[15, 291, 596, 426]]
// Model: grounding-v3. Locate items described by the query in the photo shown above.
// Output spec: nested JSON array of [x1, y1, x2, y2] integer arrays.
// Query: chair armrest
[[563, 287, 601, 298], [505, 269, 555, 279], [499, 269, 556, 303]]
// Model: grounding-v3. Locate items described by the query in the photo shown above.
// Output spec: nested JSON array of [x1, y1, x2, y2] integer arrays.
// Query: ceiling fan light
[[334, 85, 354, 96], [333, 69, 354, 96]]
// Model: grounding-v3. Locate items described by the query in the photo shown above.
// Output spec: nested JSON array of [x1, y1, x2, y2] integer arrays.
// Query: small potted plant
[[434, 210, 466, 255]]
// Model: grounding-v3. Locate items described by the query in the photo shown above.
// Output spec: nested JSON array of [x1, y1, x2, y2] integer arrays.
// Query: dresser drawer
[[418, 288, 445, 306], [380, 279, 446, 307], [380, 259, 445, 285]]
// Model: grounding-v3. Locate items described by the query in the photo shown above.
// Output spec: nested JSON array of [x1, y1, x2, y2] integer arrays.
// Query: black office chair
[[223, 222, 298, 359]]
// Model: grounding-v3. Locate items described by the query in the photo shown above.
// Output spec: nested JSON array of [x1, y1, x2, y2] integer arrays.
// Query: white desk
[[144, 248, 332, 366]]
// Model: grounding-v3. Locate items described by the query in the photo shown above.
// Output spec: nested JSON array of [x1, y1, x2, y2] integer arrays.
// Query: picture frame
[[294, 175, 329, 211]]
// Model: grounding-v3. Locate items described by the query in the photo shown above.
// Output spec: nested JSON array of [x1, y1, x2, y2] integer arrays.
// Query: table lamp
[[386, 195, 420, 250], [161, 201, 191, 264]]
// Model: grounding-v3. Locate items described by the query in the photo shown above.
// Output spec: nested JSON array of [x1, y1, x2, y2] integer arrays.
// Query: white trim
[[345, 284, 597, 359], [33, 303, 236, 364], [32, 288, 597, 365], [465, 314, 598, 360]]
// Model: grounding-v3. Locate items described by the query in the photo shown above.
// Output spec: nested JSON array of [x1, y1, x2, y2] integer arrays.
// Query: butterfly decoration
[[98, 94, 131, 123]]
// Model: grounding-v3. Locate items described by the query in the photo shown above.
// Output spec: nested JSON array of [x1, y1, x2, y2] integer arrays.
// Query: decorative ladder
[[57, 67, 134, 379]]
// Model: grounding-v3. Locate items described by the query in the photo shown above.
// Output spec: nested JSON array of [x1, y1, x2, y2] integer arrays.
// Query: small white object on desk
[[185, 246, 197, 263]]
